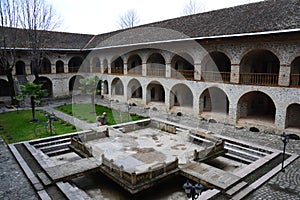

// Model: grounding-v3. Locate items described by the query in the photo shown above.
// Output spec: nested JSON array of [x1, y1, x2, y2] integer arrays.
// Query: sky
[[50, 0, 263, 35]]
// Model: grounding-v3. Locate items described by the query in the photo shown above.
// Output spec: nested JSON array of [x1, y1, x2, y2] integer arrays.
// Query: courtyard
[[0, 98, 299, 199]]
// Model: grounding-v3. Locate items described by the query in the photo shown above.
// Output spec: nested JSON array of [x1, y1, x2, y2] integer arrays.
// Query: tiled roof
[[1, 0, 299, 50]]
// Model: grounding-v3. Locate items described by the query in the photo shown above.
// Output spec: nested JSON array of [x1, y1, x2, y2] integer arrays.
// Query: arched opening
[[69, 75, 84, 94], [16, 61, 26, 75], [147, 53, 166, 77], [111, 57, 124, 75], [0, 79, 9, 96], [199, 87, 229, 117], [240, 49, 280, 86], [103, 80, 109, 95], [237, 91, 276, 125], [201, 51, 231, 83], [56, 60, 64, 74], [92, 57, 101, 73], [68, 56, 83, 73], [40, 58, 51, 74], [171, 54, 194, 80], [290, 57, 300, 86], [286, 104, 300, 129], [111, 78, 124, 96], [127, 54, 142, 75], [170, 84, 193, 108], [127, 79, 142, 99], [146, 81, 165, 103], [33, 77, 53, 97]]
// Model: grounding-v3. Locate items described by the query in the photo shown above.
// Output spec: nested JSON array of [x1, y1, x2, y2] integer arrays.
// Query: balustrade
[[240, 73, 278, 86]]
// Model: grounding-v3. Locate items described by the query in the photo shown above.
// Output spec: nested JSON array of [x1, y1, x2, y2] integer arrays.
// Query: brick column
[[123, 62, 128, 75], [278, 64, 291, 86], [230, 64, 240, 83], [166, 63, 171, 78], [194, 63, 201, 81], [51, 64, 56, 74], [142, 62, 147, 76]]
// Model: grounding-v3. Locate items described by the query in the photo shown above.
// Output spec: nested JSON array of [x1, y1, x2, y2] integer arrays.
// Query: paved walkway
[[0, 137, 38, 200], [0, 98, 299, 199]]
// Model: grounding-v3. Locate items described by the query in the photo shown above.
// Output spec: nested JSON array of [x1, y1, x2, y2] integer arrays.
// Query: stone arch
[[127, 54, 142, 75], [56, 60, 64, 73], [0, 79, 9, 96], [146, 81, 165, 103], [127, 78, 142, 99], [111, 57, 124, 74], [171, 53, 194, 80], [147, 53, 166, 77], [290, 57, 300, 86], [240, 49, 280, 85], [199, 87, 229, 115], [237, 91, 276, 124], [69, 75, 84, 94], [170, 83, 193, 108], [92, 57, 101, 73], [33, 77, 53, 97], [68, 56, 83, 73], [16, 61, 26, 75], [39, 58, 51, 74], [111, 77, 124, 96], [286, 103, 300, 129], [201, 51, 231, 82]]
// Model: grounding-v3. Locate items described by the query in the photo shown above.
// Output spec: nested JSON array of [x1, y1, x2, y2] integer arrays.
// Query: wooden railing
[[128, 67, 142, 75], [290, 74, 300, 86], [147, 68, 165, 77], [68, 67, 80, 73], [92, 67, 101, 73], [111, 67, 124, 74], [240, 73, 278, 86], [201, 71, 230, 83], [171, 70, 194, 80]]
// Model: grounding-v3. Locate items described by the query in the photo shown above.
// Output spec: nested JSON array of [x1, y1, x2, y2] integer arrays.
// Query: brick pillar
[[230, 64, 240, 83], [124, 62, 128, 75], [278, 65, 291, 86], [142, 62, 147, 76], [64, 64, 68, 73], [108, 61, 111, 74], [51, 64, 56, 74], [166, 63, 171, 78], [194, 63, 201, 81]]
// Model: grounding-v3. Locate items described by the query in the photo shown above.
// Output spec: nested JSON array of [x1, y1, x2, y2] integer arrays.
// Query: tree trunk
[[91, 94, 95, 113], [31, 96, 36, 121], [32, 56, 40, 83], [5, 66, 17, 105]]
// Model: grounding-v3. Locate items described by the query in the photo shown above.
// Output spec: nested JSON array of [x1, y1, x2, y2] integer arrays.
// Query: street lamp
[[183, 180, 207, 200], [45, 112, 56, 136], [280, 132, 300, 172]]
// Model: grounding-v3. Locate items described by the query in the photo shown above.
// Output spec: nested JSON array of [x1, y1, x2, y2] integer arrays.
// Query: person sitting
[[96, 112, 108, 126]]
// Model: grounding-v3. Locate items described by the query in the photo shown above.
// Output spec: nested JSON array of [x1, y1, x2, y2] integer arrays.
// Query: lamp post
[[183, 180, 207, 200], [45, 112, 56, 136], [280, 132, 300, 172]]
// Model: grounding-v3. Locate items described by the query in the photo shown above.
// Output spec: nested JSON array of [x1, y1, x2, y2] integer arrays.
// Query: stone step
[[33, 138, 71, 149], [223, 152, 253, 164], [40, 142, 70, 153], [225, 181, 248, 196], [225, 146, 260, 161], [47, 148, 71, 157], [225, 142, 268, 157]]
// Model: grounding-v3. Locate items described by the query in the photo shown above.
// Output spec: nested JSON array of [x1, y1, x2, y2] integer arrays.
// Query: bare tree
[[118, 9, 140, 29], [0, 0, 19, 104], [19, 0, 61, 82], [183, 0, 205, 15]]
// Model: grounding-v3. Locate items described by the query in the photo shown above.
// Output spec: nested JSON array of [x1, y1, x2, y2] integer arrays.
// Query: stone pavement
[[0, 137, 38, 200], [0, 98, 299, 199]]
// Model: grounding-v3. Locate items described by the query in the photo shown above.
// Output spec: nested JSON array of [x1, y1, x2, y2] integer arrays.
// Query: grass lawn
[[56, 104, 144, 125], [0, 110, 77, 144]]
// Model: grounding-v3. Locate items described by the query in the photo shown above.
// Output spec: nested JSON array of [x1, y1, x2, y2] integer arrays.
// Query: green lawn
[[0, 110, 77, 144], [55, 104, 144, 125]]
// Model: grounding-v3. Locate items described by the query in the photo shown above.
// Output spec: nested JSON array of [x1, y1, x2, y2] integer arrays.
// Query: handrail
[[201, 71, 230, 83], [240, 73, 278, 86], [290, 74, 300, 86], [147, 68, 165, 77], [171, 69, 194, 80]]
